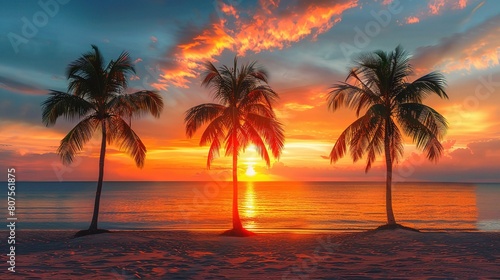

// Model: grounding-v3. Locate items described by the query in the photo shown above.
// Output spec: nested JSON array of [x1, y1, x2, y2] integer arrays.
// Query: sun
[[245, 165, 256, 177]]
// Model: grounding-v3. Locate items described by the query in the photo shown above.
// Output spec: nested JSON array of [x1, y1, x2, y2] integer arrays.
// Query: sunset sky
[[1, 0, 499, 182]]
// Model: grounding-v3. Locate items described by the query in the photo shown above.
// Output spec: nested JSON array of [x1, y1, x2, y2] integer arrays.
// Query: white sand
[[4, 230, 499, 279]]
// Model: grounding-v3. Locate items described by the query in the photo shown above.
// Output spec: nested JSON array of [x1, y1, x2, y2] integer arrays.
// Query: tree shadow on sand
[[74, 229, 111, 238], [373, 223, 420, 232], [220, 228, 257, 237]]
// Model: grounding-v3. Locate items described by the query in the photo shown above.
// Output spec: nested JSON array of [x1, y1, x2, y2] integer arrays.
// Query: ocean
[[9, 181, 500, 232]]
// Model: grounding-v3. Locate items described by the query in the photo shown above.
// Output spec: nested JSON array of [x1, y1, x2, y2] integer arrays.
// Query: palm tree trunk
[[384, 121, 396, 225], [232, 133, 243, 230], [89, 121, 107, 231]]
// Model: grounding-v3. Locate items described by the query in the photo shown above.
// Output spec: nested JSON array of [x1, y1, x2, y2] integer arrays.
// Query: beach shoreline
[[3, 230, 499, 279]]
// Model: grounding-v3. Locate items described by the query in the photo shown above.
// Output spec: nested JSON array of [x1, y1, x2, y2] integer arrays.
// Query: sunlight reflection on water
[[13, 181, 499, 232]]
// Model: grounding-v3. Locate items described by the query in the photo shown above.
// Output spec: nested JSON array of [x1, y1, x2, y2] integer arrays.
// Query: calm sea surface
[[9, 181, 500, 232]]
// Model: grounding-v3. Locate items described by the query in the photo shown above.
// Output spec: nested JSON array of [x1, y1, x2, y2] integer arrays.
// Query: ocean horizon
[[7, 181, 500, 232]]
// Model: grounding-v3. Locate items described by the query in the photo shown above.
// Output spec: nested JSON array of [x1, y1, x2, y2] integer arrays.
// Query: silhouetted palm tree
[[328, 46, 448, 227], [42, 45, 163, 236], [185, 57, 284, 236]]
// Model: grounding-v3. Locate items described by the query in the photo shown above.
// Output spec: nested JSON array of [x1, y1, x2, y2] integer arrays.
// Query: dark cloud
[[0, 76, 46, 95], [0, 90, 46, 125], [395, 139, 500, 182], [412, 14, 500, 73], [0, 150, 65, 181]]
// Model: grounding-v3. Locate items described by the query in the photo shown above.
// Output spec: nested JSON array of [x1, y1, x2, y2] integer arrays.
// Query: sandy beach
[[3, 230, 499, 279]]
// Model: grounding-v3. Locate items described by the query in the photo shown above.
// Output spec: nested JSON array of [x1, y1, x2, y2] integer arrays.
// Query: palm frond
[[242, 122, 271, 166], [388, 118, 404, 163], [42, 91, 95, 126], [389, 45, 412, 85], [105, 51, 135, 94], [66, 45, 104, 80], [236, 125, 251, 155], [187, 56, 283, 168], [201, 61, 232, 105], [239, 85, 279, 110], [349, 105, 385, 164], [108, 116, 147, 168], [58, 115, 99, 165], [328, 81, 380, 115], [223, 127, 239, 157], [199, 115, 226, 146], [242, 103, 274, 118], [206, 133, 222, 169], [185, 103, 226, 138], [249, 67, 269, 83], [396, 72, 448, 103], [109, 90, 164, 119], [329, 46, 448, 170], [67, 45, 105, 101], [330, 116, 365, 163], [397, 103, 448, 161], [362, 112, 385, 172], [330, 101, 388, 170], [244, 113, 284, 159], [44, 45, 159, 171]]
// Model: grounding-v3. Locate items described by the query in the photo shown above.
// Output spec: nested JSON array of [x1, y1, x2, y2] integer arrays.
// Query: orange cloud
[[235, 1, 357, 55], [220, 2, 238, 18], [158, 19, 234, 89], [284, 102, 315, 112], [1, 121, 68, 154], [406, 16, 420, 24], [429, 0, 446, 15], [428, 0, 468, 15], [402, 0, 473, 25], [155, 0, 358, 89]]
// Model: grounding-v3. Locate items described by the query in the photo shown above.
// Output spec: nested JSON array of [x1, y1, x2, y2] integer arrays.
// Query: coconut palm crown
[[328, 46, 448, 226], [42, 45, 163, 236], [185, 57, 284, 236]]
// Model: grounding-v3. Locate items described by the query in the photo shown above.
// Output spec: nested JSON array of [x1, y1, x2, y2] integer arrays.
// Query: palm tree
[[185, 57, 284, 236], [328, 46, 448, 228], [42, 45, 164, 236]]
